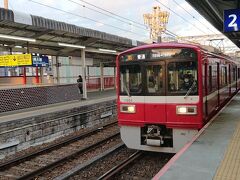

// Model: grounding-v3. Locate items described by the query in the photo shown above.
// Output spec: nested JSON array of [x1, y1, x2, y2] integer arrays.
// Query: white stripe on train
[[120, 81, 240, 104]]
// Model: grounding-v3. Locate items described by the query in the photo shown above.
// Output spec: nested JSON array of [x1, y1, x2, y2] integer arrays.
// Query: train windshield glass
[[146, 65, 164, 94], [120, 64, 142, 95], [167, 61, 198, 95]]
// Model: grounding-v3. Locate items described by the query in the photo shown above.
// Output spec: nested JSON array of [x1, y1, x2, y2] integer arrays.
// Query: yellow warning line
[[214, 122, 240, 180]]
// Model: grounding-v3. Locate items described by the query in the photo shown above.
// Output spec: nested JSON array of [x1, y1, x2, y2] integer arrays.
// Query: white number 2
[[228, 14, 238, 30]]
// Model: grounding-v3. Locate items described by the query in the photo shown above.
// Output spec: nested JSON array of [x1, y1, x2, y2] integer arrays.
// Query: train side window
[[238, 68, 240, 79], [212, 64, 218, 92], [221, 66, 227, 87], [233, 67, 236, 81], [209, 66, 212, 92]]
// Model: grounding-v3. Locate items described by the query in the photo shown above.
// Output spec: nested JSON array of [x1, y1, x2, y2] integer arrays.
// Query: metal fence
[[0, 84, 80, 113]]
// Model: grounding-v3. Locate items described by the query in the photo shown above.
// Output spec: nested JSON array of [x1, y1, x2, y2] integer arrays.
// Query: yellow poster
[[0, 54, 32, 67]]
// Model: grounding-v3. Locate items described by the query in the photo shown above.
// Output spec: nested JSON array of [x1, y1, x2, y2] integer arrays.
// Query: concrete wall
[[0, 99, 116, 159]]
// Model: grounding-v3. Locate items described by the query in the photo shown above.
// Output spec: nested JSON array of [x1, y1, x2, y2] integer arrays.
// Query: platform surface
[[155, 93, 240, 180], [0, 89, 116, 124]]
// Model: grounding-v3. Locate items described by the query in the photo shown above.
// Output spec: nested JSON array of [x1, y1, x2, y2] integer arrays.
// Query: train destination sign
[[0, 54, 32, 67], [120, 48, 196, 62], [224, 8, 240, 32]]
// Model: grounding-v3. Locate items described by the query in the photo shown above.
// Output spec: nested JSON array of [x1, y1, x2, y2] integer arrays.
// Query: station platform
[[154, 92, 240, 180], [0, 83, 54, 90], [0, 89, 116, 122]]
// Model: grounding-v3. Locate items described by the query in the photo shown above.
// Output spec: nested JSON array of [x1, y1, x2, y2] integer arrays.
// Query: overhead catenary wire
[[68, 0, 147, 30], [75, 0, 184, 39], [28, 0, 217, 45], [75, 0, 181, 40], [173, 0, 218, 35], [28, 0, 147, 37], [76, 0, 147, 28], [154, 0, 210, 35], [75, 0, 194, 41]]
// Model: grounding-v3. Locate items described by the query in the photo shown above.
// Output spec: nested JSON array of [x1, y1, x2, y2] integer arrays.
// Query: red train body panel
[[117, 43, 240, 153]]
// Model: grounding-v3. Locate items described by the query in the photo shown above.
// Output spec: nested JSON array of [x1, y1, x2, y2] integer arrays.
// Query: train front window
[[146, 65, 163, 94], [120, 65, 142, 95], [167, 61, 198, 95]]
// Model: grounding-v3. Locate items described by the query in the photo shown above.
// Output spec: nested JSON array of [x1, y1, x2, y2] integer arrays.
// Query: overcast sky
[[0, 0, 238, 52]]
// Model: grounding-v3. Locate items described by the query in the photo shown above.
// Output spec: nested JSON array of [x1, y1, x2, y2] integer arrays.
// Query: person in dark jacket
[[77, 75, 83, 94]]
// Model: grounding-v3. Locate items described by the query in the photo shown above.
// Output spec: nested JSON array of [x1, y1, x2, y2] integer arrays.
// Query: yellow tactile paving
[[214, 121, 240, 180]]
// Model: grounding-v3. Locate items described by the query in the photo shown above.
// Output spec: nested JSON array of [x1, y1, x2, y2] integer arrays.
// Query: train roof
[[119, 42, 202, 55], [118, 42, 239, 64]]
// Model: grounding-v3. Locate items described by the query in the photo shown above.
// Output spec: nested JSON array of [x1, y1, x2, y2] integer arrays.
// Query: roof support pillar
[[56, 56, 60, 84], [100, 62, 104, 91], [81, 49, 87, 99], [23, 42, 30, 85], [114, 66, 116, 89]]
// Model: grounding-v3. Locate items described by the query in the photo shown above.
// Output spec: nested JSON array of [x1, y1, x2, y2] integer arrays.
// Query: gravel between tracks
[[41, 136, 122, 179], [114, 152, 173, 179], [70, 146, 136, 180]]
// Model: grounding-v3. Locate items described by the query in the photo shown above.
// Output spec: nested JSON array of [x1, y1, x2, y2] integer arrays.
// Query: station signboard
[[32, 56, 49, 67], [0, 54, 32, 67], [224, 8, 240, 32]]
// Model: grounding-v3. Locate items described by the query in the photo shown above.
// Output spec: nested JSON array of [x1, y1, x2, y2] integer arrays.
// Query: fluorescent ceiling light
[[98, 48, 117, 53], [0, 34, 36, 42], [14, 45, 22, 48], [58, 42, 85, 49]]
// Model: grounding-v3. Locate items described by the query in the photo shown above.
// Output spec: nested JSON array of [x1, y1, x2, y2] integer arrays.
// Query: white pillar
[[81, 49, 87, 99], [100, 62, 104, 91], [56, 56, 60, 84], [114, 66, 116, 89]]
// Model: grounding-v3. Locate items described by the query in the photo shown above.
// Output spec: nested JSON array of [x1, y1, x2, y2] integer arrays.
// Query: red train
[[117, 43, 240, 153]]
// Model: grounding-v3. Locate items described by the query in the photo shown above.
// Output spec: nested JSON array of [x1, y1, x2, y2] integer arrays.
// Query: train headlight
[[120, 104, 136, 113], [176, 106, 197, 115]]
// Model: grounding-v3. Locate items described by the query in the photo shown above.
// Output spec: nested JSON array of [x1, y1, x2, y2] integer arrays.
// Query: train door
[[144, 61, 166, 124]]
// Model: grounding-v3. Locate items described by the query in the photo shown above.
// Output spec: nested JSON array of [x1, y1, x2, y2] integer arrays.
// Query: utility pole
[[4, 0, 8, 9], [143, 6, 169, 42]]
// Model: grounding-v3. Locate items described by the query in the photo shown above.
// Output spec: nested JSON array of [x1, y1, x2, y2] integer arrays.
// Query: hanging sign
[[0, 54, 32, 67], [224, 8, 240, 32], [32, 56, 49, 67]]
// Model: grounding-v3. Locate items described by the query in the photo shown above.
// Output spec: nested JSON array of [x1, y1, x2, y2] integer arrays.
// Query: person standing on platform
[[77, 75, 83, 94]]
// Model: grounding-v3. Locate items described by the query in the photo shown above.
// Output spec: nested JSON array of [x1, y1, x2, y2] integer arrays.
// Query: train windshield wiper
[[184, 81, 196, 99], [123, 81, 131, 97]]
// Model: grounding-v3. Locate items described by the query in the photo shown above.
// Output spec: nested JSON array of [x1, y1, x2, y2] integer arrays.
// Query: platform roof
[[0, 8, 144, 65], [186, 0, 240, 48]]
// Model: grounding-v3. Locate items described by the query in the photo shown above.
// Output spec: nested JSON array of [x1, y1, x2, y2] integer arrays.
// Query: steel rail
[[17, 132, 120, 180], [97, 151, 143, 180], [0, 121, 117, 170], [55, 143, 125, 180]]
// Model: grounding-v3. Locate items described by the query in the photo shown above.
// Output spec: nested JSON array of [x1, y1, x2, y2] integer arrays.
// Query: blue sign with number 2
[[224, 9, 240, 32]]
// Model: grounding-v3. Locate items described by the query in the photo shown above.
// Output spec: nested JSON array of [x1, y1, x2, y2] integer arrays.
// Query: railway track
[[54, 144, 139, 180], [61, 146, 173, 180], [98, 151, 143, 180], [112, 152, 173, 179], [0, 121, 119, 180]]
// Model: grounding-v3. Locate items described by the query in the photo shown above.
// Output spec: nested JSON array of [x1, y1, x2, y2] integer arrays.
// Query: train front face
[[117, 45, 203, 153]]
